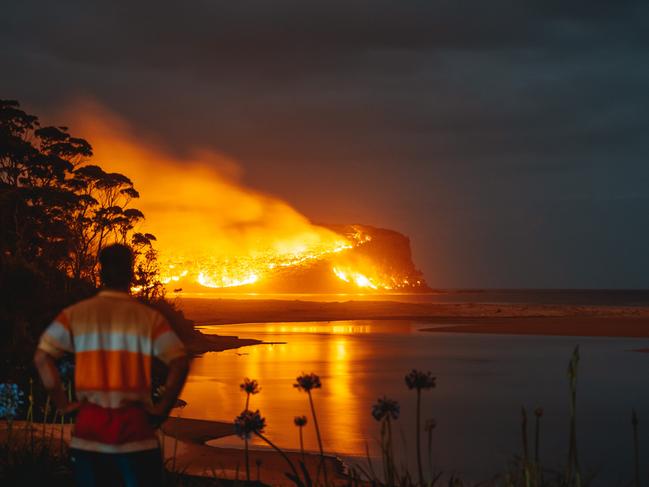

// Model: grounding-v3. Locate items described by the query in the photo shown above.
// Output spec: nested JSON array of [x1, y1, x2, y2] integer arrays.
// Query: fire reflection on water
[[176, 315, 649, 484], [180, 322, 374, 456]]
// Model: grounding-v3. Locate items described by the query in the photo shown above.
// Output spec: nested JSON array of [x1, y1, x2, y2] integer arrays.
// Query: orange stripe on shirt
[[55, 311, 71, 331], [75, 350, 151, 392]]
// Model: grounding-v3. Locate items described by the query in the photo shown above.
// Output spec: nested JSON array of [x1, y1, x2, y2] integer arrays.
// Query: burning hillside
[[161, 224, 429, 293], [70, 104, 429, 294]]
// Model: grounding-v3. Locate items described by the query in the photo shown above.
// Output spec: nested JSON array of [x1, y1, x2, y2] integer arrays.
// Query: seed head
[[240, 378, 261, 396], [294, 373, 322, 392], [234, 409, 266, 439], [405, 369, 436, 391], [371, 396, 400, 422], [0, 383, 24, 420]]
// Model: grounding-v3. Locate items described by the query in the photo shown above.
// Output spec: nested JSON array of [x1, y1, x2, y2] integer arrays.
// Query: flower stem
[[521, 407, 529, 463], [299, 426, 306, 466], [427, 421, 433, 483], [254, 431, 301, 482], [244, 393, 251, 481], [632, 410, 640, 487], [245, 437, 250, 481], [416, 388, 424, 486], [534, 412, 541, 465], [308, 390, 328, 486]]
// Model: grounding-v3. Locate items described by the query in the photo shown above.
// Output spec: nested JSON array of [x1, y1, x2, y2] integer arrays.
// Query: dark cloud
[[2, 1, 648, 287]]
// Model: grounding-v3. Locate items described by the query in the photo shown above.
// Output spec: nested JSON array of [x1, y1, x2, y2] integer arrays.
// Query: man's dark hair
[[99, 244, 134, 289]]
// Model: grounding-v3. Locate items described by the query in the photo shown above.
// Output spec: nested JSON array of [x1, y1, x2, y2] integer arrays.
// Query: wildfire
[[331, 263, 419, 291], [70, 104, 426, 293], [153, 225, 403, 291], [333, 267, 379, 290], [163, 239, 353, 290], [197, 271, 259, 288]]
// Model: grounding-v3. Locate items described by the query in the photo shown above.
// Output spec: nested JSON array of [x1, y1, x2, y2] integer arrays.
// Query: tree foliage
[[0, 98, 171, 376], [0, 98, 155, 287]]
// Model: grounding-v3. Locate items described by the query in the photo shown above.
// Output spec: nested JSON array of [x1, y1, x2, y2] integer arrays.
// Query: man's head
[[99, 244, 134, 290]]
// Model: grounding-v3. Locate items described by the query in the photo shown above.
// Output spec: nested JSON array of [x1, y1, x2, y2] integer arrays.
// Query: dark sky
[[2, 1, 649, 288]]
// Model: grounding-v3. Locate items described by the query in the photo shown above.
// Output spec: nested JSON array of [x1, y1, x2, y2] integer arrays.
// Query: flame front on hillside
[[71, 104, 426, 293]]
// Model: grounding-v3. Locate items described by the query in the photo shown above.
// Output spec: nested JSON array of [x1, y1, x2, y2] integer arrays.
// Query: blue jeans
[[70, 448, 163, 487]]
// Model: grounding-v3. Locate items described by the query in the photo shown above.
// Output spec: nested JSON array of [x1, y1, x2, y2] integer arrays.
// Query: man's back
[[35, 244, 189, 485], [39, 289, 185, 452]]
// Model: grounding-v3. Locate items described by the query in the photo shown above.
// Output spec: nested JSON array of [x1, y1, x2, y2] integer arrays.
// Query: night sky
[[2, 1, 649, 288]]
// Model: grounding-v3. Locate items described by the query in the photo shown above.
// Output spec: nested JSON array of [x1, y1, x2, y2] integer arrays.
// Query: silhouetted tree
[[132, 232, 165, 300], [0, 98, 150, 285], [0, 98, 162, 369]]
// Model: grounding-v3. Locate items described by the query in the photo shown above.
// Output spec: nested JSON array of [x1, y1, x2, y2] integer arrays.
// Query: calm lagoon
[[180, 320, 649, 484]]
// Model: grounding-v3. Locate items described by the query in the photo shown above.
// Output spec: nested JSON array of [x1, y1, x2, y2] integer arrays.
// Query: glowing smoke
[[66, 102, 350, 288]]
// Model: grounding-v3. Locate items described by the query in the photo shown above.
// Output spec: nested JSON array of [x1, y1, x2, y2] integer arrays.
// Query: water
[[179, 319, 649, 485], [179, 289, 649, 307]]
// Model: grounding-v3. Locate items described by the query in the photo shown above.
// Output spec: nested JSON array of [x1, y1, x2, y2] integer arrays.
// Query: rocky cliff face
[[323, 224, 430, 292]]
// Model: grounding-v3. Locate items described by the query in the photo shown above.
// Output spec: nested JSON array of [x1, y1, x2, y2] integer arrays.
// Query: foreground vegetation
[[1, 347, 643, 486]]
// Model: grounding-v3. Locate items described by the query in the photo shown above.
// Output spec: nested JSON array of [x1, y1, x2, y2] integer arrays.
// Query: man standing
[[34, 244, 189, 486]]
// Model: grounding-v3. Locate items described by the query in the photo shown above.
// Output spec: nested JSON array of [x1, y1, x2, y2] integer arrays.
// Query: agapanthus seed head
[[0, 383, 24, 420], [371, 396, 400, 422], [405, 369, 436, 391], [294, 373, 321, 392], [234, 409, 266, 439], [534, 407, 544, 418], [240, 378, 261, 396], [294, 415, 308, 427]]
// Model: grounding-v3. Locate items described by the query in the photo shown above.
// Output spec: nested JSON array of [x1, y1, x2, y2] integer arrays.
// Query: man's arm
[[33, 349, 79, 413], [147, 355, 190, 421]]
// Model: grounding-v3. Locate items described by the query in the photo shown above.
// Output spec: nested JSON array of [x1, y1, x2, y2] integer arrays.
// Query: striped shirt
[[38, 289, 186, 452]]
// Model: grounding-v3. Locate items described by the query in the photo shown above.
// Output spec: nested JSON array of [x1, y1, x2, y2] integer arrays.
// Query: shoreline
[[420, 315, 649, 338], [183, 332, 265, 355], [182, 298, 649, 340]]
